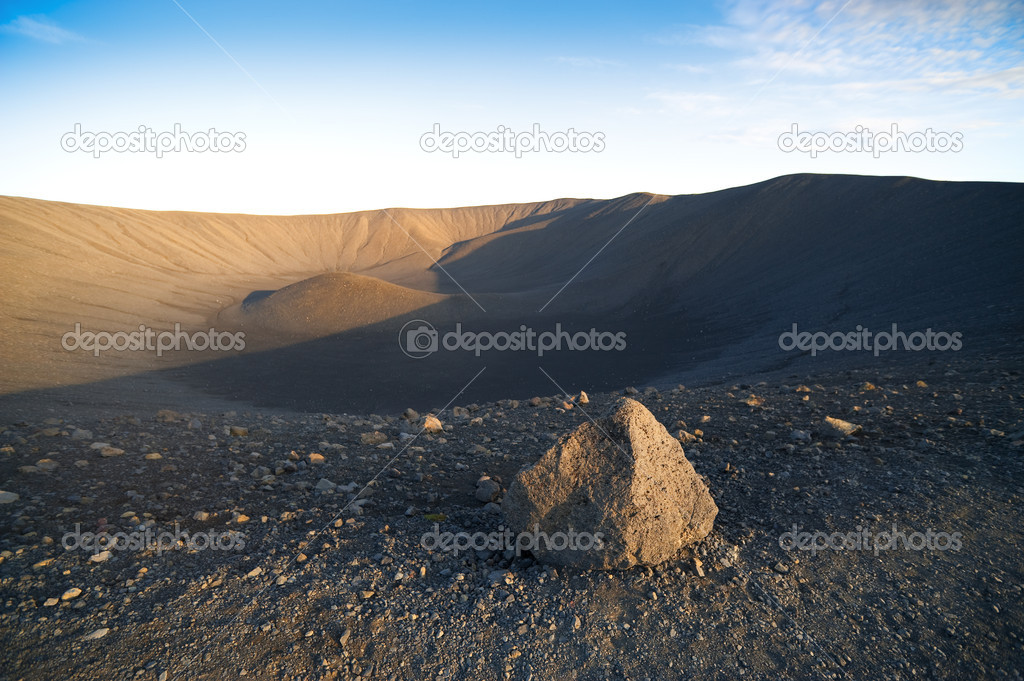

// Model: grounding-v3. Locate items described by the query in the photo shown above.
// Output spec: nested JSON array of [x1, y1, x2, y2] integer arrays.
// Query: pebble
[[475, 476, 501, 503], [61, 587, 83, 601], [360, 431, 389, 445], [824, 416, 863, 437], [488, 570, 511, 587]]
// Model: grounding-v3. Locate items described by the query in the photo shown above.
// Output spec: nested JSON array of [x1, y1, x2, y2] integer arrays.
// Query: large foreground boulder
[[502, 398, 718, 569]]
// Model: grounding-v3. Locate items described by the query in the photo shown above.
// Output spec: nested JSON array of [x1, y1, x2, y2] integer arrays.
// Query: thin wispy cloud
[[641, 0, 1024, 142], [928, 66, 1024, 97], [696, 0, 1024, 97], [1, 15, 84, 44]]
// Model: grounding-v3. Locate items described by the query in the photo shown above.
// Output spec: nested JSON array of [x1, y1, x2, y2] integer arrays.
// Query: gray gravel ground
[[1, 353, 1022, 680]]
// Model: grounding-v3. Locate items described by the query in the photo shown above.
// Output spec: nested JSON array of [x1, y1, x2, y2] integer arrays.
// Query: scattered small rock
[[822, 416, 863, 438], [423, 415, 444, 433], [475, 476, 501, 503], [360, 431, 389, 445]]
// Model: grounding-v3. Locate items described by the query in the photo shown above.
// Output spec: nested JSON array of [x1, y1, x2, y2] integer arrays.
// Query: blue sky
[[2, 0, 1022, 214]]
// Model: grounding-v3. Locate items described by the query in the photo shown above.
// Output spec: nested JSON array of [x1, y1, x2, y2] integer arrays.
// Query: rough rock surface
[[502, 398, 718, 569]]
